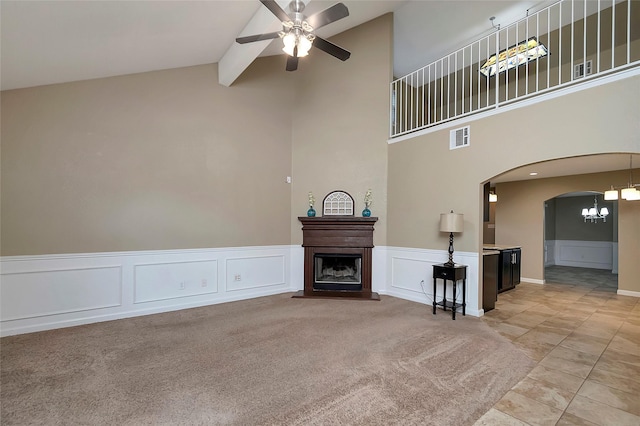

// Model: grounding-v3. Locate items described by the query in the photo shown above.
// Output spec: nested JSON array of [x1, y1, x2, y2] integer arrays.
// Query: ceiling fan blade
[[286, 46, 299, 71], [236, 32, 281, 44], [307, 3, 349, 30], [313, 36, 351, 61], [260, 0, 291, 22]]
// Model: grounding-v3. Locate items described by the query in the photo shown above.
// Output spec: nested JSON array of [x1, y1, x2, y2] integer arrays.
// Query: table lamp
[[440, 211, 464, 266]]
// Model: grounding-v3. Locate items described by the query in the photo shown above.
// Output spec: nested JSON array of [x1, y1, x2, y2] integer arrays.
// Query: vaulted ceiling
[[1, 0, 547, 90], [1, 1, 635, 181]]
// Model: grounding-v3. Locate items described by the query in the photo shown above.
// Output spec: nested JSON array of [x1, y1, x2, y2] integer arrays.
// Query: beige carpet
[[1, 294, 535, 425]]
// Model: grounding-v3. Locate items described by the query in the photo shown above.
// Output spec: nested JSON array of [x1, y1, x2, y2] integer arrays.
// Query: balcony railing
[[390, 0, 639, 138]]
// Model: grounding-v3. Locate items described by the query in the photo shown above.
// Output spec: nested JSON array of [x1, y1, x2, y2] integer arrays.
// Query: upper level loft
[[390, 0, 639, 139]]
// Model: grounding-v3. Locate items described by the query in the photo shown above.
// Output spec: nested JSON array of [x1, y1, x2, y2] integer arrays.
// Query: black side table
[[432, 263, 467, 320]]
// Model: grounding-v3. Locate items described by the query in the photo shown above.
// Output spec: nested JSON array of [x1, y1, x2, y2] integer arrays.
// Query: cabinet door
[[512, 249, 521, 285], [499, 249, 513, 292]]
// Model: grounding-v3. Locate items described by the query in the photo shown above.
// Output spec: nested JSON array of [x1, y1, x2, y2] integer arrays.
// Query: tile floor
[[474, 266, 640, 426]]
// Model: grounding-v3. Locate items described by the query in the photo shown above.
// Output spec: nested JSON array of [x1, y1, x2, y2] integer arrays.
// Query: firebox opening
[[314, 254, 362, 291]]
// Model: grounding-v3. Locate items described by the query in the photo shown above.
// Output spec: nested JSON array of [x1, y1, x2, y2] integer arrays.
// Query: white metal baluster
[[447, 56, 451, 119], [526, 17, 530, 96], [428, 64, 431, 126], [402, 77, 406, 133], [612, 0, 615, 69], [421, 67, 425, 128], [495, 30, 500, 107], [547, 6, 551, 89], [583, 0, 587, 79], [571, 0, 575, 81], [535, 13, 539, 93], [597, 0, 601, 73], [559, 3, 562, 85], [436, 59, 444, 121], [410, 72, 414, 132], [462, 48, 466, 114], [477, 41, 481, 110], [627, 0, 631, 64], [515, 22, 519, 99], [455, 51, 458, 117]]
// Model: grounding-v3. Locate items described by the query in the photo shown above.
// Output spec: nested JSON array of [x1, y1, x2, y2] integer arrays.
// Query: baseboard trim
[[521, 278, 545, 285], [617, 289, 640, 298]]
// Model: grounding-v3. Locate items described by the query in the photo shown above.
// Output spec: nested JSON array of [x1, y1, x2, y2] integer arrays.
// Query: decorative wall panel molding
[[551, 240, 614, 270], [1, 245, 484, 336], [1, 266, 122, 321], [134, 260, 218, 304], [383, 247, 480, 317], [0, 246, 294, 336], [225, 255, 286, 291]]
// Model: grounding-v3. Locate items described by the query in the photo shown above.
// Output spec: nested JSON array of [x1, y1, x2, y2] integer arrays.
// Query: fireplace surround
[[294, 216, 379, 300]]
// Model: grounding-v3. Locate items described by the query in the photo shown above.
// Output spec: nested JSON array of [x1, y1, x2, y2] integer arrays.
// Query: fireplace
[[294, 216, 379, 300], [314, 253, 362, 291]]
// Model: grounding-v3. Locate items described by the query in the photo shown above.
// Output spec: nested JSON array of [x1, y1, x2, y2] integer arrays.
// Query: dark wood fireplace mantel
[[294, 216, 379, 300]]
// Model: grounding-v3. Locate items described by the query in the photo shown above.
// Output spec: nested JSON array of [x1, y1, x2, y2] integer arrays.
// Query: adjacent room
[[2, 1, 639, 424]]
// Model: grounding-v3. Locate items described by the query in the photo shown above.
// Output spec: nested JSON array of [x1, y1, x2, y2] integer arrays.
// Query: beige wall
[[1, 59, 295, 255], [1, 15, 393, 255], [290, 14, 393, 246], [495, 169, 639, 293], [388, 75, 640, 303]]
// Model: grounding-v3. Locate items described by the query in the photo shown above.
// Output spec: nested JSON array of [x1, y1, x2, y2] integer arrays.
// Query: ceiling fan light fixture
[[297, 34, 313, 56], [282, 32, 297, 56]]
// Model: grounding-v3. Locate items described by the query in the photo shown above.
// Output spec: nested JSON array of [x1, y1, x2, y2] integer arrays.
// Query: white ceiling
[[1, 1, 635, 183], [1, 0, 551, 90]]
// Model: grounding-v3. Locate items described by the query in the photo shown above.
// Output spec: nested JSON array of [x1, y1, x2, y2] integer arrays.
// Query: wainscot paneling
[[134, 260, 218, 304], [382, 247, 481, 317], [225, 255, 286, 291], [0, 246, 295, 336], [552, 240, 614, 270], [1, 245, 485, 336], [1, 266, 122, 321]]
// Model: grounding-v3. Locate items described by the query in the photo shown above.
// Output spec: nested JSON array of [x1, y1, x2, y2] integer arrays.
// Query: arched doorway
[[543, 191, 618, 291]]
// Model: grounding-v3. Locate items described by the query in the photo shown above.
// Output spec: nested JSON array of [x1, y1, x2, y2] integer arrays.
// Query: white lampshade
[[626, 189, 640, 201], [581, 208, 589, 216], [600, 207, 609, 216], [489, 193, 498, 203], [621, 187, 637, 200], [604, 188, 618, 200], [588, 207, 597, 216], [440, 212, 464, 233]]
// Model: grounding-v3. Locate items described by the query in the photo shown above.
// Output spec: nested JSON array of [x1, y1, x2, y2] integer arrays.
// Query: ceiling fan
[[236, 0, 351, 71]]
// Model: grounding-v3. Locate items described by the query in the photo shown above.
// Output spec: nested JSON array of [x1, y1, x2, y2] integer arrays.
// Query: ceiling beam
[[218, 0, 295, 87]]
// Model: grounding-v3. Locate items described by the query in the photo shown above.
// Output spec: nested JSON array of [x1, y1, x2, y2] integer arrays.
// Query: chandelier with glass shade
[[581, 196, 609, 223]]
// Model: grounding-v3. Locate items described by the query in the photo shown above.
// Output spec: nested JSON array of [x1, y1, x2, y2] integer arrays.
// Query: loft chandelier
[[581, 196, 609, 223]]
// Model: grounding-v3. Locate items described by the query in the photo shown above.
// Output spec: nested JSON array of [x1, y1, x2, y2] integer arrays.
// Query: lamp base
[[446, 231, 456, 266], [443, 261, 456, 267]]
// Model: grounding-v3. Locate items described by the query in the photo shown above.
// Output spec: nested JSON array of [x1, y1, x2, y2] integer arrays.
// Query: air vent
[[574, 60, 593, 79], [450, 126, 470, 150]]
